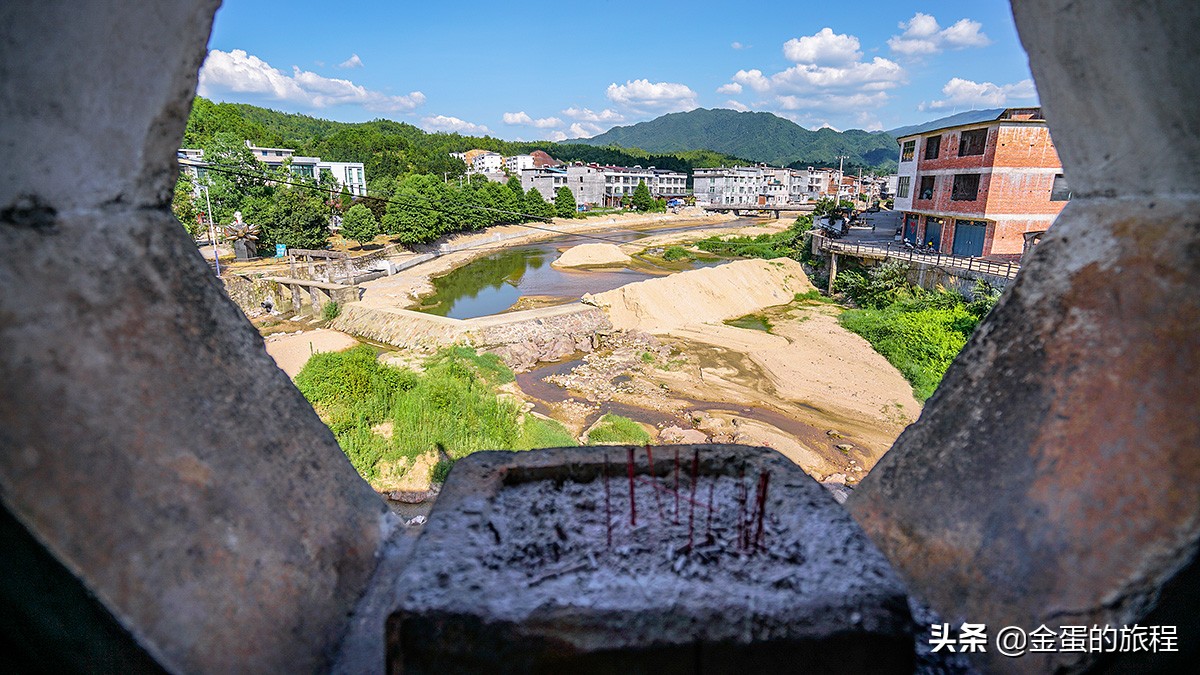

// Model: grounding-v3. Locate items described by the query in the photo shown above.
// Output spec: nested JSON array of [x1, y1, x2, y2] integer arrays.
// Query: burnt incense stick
[[626, 446, 636, 527]]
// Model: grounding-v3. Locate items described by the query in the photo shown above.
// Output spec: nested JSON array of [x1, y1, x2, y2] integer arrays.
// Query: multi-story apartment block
[[505, 154, 535, 173], [692, 166, 764, 205], [596, 165, 654, 206], [649, 169, 688, 199], [894, 107, 1067, 258], [471, 151, 503, 174], [759, 167, 793, 205], [520, 164, 605, 207]]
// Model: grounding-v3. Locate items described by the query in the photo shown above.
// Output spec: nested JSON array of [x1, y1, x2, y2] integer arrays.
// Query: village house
[[177, 142, 368, 195], [893, 107, 1067, 259]]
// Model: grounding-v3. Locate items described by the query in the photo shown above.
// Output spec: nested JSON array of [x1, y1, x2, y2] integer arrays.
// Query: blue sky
[[200, 0, 1037, 139]]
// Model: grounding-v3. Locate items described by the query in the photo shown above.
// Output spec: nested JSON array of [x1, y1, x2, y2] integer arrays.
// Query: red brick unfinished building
[[893, 107, 1068, 259]]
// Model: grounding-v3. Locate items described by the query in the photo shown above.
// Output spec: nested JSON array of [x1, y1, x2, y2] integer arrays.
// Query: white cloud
[[421, 115, 491, 135], [732, 69, 773, 93], [562, 107, 625, 122], [567, 122, 603, 138], [888, 13, 990, 56], [716, 82, 743, 95], [725, 100, 750, 112], [731, 41, 749, 50], [782, 28, 862, 66], [546, 130, 569, 142], [198, 49, 425, 112], [502, 111, 563, 128], [337, 53, 364, 69], [605, 79, 698, 111], [922, 77, 1038, 110]]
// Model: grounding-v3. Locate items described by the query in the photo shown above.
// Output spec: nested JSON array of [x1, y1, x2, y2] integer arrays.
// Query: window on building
[[1050, 174, 1072, 201], [958, 128, 988, 156], [918, 176, 936, 200], [924, 135, 941, 160], [901, 140, 916, 162], [951, 174, 981, 201]]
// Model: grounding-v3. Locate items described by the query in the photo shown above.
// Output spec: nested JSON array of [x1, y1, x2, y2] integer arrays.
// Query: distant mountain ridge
[[565, 108, 899, 171]]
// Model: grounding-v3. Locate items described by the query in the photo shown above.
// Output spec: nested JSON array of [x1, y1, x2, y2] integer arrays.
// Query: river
[[412, 219, 759, 319]]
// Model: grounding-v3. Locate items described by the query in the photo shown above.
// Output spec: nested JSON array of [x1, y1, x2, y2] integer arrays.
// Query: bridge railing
[[812, 233, 1020, 280]]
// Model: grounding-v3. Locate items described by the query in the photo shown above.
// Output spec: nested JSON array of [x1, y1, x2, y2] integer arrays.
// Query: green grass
[[793, 290, 834, 304], [586, 414, 652, 445], [662, 245, 690, 261], [295, 345, 576, 484], [839, 301, 976, 402], [724, 313, 773, 332]]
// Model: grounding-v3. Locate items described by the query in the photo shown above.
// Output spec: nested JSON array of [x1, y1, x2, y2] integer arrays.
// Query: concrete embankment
[[583, 258, 814, 333], [331, 302, 612, 369]]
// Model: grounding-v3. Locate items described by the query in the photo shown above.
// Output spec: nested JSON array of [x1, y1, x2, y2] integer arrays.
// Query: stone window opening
[[1050, 173, 1072, 201]]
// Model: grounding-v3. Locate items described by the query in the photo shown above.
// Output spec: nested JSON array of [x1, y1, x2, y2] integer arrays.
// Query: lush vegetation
[[834, 262, 1002, 401], [586, 414, 652, 445], [175, 98, 766, 249], [696, 214, 818, 262], [662, 245, 690, 261], [295, 345, 577, 484], [567, 107, 899, 172]]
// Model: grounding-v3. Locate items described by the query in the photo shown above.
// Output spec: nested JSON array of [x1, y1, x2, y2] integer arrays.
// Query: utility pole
[[200, 185, 220, 276]]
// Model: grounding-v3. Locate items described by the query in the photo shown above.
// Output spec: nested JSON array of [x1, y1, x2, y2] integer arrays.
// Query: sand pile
[[584, 258, 813, 332], [552, 243, 632, 268]]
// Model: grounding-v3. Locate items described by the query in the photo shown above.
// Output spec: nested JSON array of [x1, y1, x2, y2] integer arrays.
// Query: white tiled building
[[504, 154, 535, 173], [471, 151, 503, 174], [177, 142, 368, 195], [692, 166, 764, 205]]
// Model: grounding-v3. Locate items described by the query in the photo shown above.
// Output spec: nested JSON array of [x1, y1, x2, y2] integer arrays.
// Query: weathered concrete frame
[[0, 0, 1196, 673]]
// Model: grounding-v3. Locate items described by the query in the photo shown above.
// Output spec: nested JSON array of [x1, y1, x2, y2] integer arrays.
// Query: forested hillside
[[566, 108, 898, 172], [182, 97, 750, 194]]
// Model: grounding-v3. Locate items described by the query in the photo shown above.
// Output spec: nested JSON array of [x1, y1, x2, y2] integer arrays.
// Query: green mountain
[[182, 97, 750, 189], [564, 108, 899, 172]]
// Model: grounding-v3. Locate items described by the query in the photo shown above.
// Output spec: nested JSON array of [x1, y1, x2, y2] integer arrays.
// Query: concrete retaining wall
[[331, 302, 611, 351]]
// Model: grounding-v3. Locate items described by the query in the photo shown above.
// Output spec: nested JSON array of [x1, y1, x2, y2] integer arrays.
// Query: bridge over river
[[701, 204, 816, 218]]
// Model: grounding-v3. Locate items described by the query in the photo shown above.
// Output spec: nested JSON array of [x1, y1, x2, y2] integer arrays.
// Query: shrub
[[322, 300, 341, 321], [662, 245, 689, 261], [587, 414, 651, 445]]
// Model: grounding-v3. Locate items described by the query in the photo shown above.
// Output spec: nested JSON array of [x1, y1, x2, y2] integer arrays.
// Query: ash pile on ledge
[[389, 445, 916, 673]]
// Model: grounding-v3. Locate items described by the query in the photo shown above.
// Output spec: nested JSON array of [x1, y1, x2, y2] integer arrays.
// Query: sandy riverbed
[[263, 328, 359, 377]]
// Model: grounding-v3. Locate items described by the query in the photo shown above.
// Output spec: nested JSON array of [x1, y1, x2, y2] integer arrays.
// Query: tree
[[631, 180, 653, 211], [172, 171, 202, 238], [340, 203, 379, 249], [383, 175, 440, 243], [505, 175, 524, 202], [524, 188, 554, 220], [554, 186, 577, 219], [265, 185, 330, 250]]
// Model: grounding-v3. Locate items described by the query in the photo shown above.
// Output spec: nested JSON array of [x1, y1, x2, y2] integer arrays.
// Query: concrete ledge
[[390, 445, 915, 673]]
